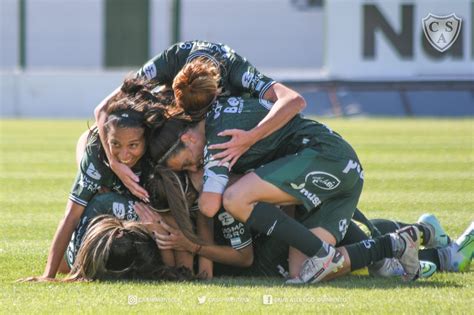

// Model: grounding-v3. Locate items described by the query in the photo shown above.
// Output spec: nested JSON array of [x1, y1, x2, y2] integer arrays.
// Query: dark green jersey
[[202, 96, 350, 194], [136, 40, 275, 99], [214, 208, 252, 250], [69, 131, 153, 207], [66, 192, 138, 267]]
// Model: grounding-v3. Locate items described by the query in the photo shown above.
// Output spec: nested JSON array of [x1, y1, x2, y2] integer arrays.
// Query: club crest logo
[[422, 13, 462, 52], [306, 171, 340, 190], [112, 202, 126, 219]]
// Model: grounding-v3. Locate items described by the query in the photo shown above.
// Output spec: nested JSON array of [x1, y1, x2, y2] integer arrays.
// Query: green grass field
[[1, 118, 473, 314]]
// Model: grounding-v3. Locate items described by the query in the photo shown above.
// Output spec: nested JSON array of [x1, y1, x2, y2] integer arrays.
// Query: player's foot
[[417, 213, 451, 248], [439, 222, 473, 272], [368, 258, 404, 277], [369, 258, 436, 278], [286, 243, 344, 284], [419, 260, 437, 278], [390, 226, 421, 281]]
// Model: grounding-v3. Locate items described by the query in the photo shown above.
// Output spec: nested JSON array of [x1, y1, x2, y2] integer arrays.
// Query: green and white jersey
[[69, 131, 152, 207], [202, 96, 348, 195], [214, 208, 252, 250], [137, 40, 275, 99], [66, 192, 138, 267]]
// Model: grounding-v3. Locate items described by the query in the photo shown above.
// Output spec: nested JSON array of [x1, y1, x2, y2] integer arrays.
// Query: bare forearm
[[198, 244, 253, 267], [250, 83, 306, 141], [160, 249, 175, 266], [94, 87, 121, 163], [43, 205, 83, 278], [196, 212, 214, 276]]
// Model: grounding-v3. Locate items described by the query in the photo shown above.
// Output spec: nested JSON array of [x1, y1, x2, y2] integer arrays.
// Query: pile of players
[[20, 40, 473, 284]]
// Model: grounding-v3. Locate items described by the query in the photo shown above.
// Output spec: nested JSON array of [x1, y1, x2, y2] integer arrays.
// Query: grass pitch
[[0, 118, 473, 314]]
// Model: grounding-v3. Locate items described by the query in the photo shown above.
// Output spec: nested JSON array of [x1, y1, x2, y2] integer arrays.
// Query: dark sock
[[414, 223, 431, 247], [371, 219, 431, 247], [338, 221, 369, 246], [370, 219, 407, 234], [344, 234, 394, 271], [419, 248, 441, 269], [246, 203, 323, 257]]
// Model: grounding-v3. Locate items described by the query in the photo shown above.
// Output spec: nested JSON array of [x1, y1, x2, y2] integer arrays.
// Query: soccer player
[[153, 94, 424, 283], [65, 215, 194, 282], [93, 40, 306, 202], [154, 196, 473, 279], [19, 80, 179, 281]]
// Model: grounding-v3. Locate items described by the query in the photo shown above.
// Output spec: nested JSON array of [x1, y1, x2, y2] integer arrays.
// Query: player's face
[[166, 132, 205, 173], [107, 126, 146, 168]]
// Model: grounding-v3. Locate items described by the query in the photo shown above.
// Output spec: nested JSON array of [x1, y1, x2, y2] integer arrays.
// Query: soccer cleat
[[369, 258, 436, 279], [417, 213, 451, 248], [390, 226, 421, 281], [368, 258, 404, 277], [419, 261, 437, 278], [286, 243, 344, 284], [439, 222, 473, 272]]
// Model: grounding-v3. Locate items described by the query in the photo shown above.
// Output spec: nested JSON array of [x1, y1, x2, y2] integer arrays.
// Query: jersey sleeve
[[202, 144, 230, 195], [69, 143, 108, 207], [136, 42, 191, 85], [227, 52, 276, 99], [214, 208, 252, 250]]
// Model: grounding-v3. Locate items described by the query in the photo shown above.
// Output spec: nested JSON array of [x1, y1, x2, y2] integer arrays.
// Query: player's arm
[[210, 61, 306, 167], [93, 44, 182, 200], [18, 200, 85, 282], [94, 86, 149, 201], [155, 218, 254, 267], [134, 203, 175, 267], [199, 192, 222, 218], [254, 82, 306, 140], [196, 241, 254, 267], [42, 201, 85, 278], [196, 143, 231, 217], [196, 212, 214, 278]]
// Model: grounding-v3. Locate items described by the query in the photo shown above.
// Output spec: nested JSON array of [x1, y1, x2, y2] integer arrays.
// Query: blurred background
[[1, 0, 473, 118]]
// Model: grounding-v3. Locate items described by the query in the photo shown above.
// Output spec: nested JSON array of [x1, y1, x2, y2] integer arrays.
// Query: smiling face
[[165, 129, 206, 173], [107, 126, 146, 168]]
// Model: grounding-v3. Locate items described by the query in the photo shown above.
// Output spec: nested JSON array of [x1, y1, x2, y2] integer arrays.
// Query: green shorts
[[255, 148, 364, 243]]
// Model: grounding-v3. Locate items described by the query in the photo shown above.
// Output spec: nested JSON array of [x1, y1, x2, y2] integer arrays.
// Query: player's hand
[[16, 276, 58, 283], [134, 202, 162, 223], [198, 258, 213, 279], [207, 129, 257, 169], [110, 160, 149, 202], [154, 220, 194, 252]]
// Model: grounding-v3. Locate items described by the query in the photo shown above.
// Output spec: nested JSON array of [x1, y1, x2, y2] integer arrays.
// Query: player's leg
[[369, 214, 451, 272], [224, 174, 328, 262], [224, 148, 362, 283], [287, 188, 361, 279], [437, 222, 473, 272]]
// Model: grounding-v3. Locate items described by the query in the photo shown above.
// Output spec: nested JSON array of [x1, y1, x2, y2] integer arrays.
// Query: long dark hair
[[65, 215, 194, 281], [148, 118, 196, 164], [108, 77, 201, 244], [145, 166, 200, 244]]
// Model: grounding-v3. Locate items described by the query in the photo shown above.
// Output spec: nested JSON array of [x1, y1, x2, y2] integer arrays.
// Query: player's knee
[[222, 186, 243, 218], [222, 187, 236, 213]]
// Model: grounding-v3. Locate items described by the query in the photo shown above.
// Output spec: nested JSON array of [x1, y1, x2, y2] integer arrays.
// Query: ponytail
[[172, 57, 221, 120]]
